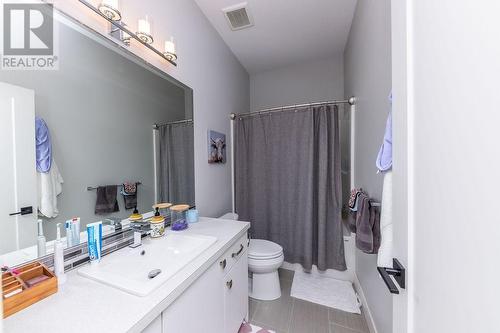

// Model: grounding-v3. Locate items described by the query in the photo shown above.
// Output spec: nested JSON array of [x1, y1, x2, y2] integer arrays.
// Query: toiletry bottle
[[87, 221, 103, 264], [37, 219, 46, 257], [70, 217, 81, 246], [65, 220, 73, 248], [54, 223, 66, 285]]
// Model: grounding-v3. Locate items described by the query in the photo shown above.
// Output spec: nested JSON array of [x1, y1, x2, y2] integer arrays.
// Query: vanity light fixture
[[163, 37, 177, 62], [79, 0, 177, 66], [121, 30, 131, 46], [136, 16, 154, 44], [110, 22, 131, 46], [98, 0, 121, 21]]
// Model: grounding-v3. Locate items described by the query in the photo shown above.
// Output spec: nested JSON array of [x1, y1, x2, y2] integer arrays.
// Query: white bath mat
[[239, 321, 275, 333], [291, 270, 361, 314]]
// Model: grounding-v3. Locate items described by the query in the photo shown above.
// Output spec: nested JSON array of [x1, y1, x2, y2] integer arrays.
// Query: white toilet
[[248, 239, 284, 300], [219, 212, 284, 301]]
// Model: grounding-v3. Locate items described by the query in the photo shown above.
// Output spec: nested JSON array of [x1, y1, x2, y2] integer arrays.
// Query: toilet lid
[[248, 239, 283, 259]]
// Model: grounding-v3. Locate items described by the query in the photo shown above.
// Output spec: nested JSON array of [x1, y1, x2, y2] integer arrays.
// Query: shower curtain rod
[[153, 118, 193, 129], [229, 97, 356, 120]]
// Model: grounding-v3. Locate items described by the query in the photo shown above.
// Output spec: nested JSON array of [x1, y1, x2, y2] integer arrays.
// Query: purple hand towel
[[376, 111, 392, 172], [35, 117, 52, 173]]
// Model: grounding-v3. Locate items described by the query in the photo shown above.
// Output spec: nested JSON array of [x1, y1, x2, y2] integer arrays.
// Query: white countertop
[[3, 218, 250, 333]]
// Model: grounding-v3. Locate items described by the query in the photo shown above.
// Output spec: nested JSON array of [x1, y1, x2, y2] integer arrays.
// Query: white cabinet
[[162, 234, 248, 333], [162, 262, 224, 333]]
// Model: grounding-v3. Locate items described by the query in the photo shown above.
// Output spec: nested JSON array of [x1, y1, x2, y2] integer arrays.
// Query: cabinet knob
[[226, 279, 233, 289], [220, 259, 227, 269], [231, 244, 244, 258]]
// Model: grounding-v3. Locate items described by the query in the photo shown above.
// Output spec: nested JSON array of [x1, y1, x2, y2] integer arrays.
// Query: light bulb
[[98, 0, 121, 21], [164, 37, 177, 62], [136, 16, 153, 44]]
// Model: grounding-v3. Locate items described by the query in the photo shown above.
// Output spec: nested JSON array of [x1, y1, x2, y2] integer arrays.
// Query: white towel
[[37, 159, 63, 218], [377, 170, 393, 268]]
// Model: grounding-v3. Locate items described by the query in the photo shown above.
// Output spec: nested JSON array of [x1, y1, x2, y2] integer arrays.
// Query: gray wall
[[250, 55, 344, 110], [0, 21, 188, 239], [343, 1, 392, 333]]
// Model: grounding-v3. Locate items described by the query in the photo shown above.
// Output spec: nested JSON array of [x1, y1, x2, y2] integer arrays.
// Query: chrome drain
[[148, 269, 162, 279]]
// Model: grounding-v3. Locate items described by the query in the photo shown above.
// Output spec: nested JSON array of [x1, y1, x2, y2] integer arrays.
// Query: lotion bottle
[[37, 219, 46, 257], [54, 223, 66, 285]]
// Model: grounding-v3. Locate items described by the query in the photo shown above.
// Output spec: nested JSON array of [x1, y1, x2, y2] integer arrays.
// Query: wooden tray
[[2, 262, 58, 318]]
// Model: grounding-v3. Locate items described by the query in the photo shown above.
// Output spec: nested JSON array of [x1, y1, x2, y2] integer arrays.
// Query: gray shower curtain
[[158, 122, 195, 206], [235, 105, 346, 271]]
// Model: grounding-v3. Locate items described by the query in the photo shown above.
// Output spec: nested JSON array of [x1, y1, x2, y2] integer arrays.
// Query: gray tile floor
[[249, 269, 369, 333]]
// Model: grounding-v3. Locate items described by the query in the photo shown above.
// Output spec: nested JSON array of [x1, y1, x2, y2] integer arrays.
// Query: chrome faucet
[[129, 221, 150, 248], [103, 217, 123, 231]]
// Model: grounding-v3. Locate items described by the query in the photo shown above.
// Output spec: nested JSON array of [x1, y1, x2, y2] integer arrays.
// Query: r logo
[[3, 3, 53, 55]]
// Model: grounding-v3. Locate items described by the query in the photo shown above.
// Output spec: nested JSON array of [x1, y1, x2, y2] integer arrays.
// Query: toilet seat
[[248, 239, 283, 260]]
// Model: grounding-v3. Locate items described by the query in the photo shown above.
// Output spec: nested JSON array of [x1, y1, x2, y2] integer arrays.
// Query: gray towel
[[355, 194, 381, 254], [95, 185, 119, 215], [355, 194, 373, 252], [347, 211, 357, 233], [370, 204, 381, 254], [121, 182, 137, 210]]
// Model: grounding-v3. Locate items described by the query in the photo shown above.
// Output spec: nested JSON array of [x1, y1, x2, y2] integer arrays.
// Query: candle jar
[[170, 204, 189, 231]]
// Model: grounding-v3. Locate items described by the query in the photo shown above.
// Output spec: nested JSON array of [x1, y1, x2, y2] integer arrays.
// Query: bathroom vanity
[[3, 218, 250, 333]]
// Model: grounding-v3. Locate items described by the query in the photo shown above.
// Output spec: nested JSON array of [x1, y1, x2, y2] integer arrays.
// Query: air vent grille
[[223, 3, 253, 31]]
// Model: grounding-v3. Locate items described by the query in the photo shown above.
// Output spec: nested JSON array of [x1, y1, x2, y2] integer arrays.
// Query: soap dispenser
[[37, 219, 46, 257], [150, 207, 166, 238], [54, 223, 66, 285], [129, 206, 143, 221]]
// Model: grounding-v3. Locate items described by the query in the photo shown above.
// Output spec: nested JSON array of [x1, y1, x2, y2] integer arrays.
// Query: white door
[[0, 82, 37, 256], [392, 1, 500, 333]]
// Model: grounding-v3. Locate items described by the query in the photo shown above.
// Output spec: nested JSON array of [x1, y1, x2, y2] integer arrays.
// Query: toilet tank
[[219, 212, 239, 220]]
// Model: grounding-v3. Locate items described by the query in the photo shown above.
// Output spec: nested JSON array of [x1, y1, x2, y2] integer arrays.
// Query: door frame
[[391, 1, 414, 332]]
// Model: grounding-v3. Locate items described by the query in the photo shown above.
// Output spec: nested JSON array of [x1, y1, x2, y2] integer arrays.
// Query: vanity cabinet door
[[224, 250, 248, 333], [162, 262, 224, 333]]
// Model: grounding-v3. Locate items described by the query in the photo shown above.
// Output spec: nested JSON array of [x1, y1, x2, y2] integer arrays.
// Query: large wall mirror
[[0, 11, 194, 267]]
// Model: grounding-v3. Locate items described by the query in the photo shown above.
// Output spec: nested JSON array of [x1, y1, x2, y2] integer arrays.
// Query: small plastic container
[[186, 209, 199, 223]]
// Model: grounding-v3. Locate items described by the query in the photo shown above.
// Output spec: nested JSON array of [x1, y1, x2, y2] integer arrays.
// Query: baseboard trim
[[353, 273, 379, 333]]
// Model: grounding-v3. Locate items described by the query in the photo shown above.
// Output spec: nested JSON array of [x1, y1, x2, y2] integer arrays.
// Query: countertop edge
[[3, 218, 251, 333]]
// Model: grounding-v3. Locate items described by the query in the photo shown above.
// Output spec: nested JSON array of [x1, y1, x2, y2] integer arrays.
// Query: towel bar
[[86, 182, 141, 191]]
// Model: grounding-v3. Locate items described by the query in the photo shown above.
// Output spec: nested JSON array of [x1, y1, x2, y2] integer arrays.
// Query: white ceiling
[[194, 0, 357, 74]]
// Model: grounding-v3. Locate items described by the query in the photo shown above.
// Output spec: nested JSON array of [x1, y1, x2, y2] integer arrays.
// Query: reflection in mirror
[[0, 12, 194, 267]]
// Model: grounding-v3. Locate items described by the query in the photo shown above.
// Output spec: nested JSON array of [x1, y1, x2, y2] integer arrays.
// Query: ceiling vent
[[222, 3, 253, 31]]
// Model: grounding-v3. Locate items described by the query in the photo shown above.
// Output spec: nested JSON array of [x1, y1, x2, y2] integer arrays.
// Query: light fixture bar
[[78, 0, 177, 66]]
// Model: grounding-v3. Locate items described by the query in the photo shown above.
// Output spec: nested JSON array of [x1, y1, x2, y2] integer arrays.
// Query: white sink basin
[[78, 233, 217, 296]]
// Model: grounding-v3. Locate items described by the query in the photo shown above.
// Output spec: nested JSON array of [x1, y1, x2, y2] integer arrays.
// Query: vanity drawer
[[217, 233, 248, 275]]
